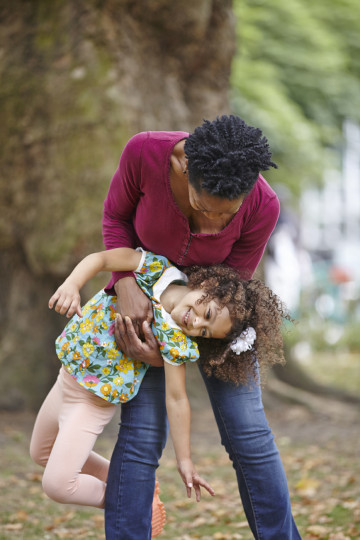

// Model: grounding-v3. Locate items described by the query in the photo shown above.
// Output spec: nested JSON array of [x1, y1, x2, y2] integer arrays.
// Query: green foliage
[[231, 0, 360, 194]]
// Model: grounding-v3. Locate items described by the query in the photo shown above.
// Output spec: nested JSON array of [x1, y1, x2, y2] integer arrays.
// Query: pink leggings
[[30, 367, 116, 508]]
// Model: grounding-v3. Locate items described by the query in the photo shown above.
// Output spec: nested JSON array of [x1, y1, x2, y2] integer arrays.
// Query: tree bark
[[0, 0, 235, 409]]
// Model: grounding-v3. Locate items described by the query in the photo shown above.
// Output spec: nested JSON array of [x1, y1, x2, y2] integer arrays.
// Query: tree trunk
[[272, 352, 360, 405], [0, 0, 236, 409]]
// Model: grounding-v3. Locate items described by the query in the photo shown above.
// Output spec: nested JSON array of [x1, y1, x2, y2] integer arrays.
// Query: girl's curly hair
[[184, 264, 291, 386]]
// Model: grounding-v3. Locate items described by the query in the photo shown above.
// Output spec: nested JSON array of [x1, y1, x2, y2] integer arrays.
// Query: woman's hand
[[177, 458, 215, 502], [114, 277, 153, 338], [48, 281, 82, 318], [115, 315, 164, 367]]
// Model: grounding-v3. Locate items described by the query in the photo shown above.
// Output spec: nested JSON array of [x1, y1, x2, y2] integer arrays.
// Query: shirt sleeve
[[134, 251, 172, 291], [102, 132, 148, 292], [224, 195, 280, 279], [152, 315, 200, 366]]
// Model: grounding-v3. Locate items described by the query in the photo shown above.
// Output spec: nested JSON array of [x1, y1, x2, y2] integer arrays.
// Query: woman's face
[[188, 184, 244, 220], [170, 289, 232, 339]]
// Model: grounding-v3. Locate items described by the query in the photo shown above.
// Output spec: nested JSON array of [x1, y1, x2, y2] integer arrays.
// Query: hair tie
[[230, 327, 256, 355]]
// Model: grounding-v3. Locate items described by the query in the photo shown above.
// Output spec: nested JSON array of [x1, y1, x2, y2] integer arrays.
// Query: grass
[[1, 357, 359, 539]]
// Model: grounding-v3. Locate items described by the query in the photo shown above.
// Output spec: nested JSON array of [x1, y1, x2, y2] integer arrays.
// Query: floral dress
[[55, 250, 200, 404]]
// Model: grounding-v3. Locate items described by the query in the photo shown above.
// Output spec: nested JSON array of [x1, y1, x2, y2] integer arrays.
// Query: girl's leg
[[105, 367, 168, 540], [30, 370, 111, 483], [30, 371, 63, 467], [32, 368, 116, 508], [198, 364, 301, 540], [42, 399, 115, 508]]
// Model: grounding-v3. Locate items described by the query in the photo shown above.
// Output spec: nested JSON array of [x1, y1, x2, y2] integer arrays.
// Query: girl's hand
[[48, 281, 82, 318], [177, 459, 215, 502], [115, 315, 164, 367]]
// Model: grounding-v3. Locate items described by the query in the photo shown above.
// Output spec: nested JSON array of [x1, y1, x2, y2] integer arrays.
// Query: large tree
[[0, 0, 235, 409]]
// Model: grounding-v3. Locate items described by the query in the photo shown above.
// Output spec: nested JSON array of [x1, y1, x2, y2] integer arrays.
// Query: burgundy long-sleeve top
[[102, 131, 280, 293]]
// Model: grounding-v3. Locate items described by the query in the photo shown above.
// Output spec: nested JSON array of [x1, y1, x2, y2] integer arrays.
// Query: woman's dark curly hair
[[184, 115, 277, 200], [184, 264, 291, 386]]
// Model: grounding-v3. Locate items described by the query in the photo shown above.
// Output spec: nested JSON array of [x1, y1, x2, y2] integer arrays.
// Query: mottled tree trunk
[[0, 0, 235, 409]]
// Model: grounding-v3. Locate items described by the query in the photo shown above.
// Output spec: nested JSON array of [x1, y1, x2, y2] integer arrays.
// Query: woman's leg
[[105, 367, 168, 540], [198, 364, 301, 540]]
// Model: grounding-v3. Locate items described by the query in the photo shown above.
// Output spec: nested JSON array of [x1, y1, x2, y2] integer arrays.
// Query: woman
[[102, 115, 301, 539]]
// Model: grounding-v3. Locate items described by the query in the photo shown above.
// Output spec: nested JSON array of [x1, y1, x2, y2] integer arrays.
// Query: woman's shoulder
[[125, 131, 188, 155], [246, 174, 280, 214]]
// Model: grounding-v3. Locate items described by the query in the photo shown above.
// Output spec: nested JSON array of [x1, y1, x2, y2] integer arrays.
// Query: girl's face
[[170, 289, 232, 339]]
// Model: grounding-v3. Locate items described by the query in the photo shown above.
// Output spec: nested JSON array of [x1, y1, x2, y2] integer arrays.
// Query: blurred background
[[1, 1, 359, 538]]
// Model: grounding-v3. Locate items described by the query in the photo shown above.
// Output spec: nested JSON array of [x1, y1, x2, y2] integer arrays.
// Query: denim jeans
[[105, 366, 301, 539]]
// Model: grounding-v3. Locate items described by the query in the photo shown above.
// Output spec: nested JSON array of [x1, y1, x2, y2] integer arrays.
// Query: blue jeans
[[105, 366, 301, 539]]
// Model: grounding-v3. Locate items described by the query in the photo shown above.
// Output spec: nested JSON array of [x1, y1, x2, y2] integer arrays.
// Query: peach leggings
[[30, 367, 116, 508]]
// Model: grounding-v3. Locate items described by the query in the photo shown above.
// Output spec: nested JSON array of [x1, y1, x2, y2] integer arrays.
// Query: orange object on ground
[[151, 478, 166, 537]]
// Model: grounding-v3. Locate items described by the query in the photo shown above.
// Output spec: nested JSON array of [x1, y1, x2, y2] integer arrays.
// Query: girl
[[30, 247, 288, 536]]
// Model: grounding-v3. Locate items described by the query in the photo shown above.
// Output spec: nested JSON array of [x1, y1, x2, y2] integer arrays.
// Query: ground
[[0, 366, 359, 540]]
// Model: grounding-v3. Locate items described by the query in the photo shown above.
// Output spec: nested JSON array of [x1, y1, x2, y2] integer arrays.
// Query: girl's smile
[[162, 287, 232, 339]]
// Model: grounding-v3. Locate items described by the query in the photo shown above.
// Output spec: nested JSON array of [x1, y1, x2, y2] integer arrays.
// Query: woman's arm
[[102, 133, 146, 290], [103, 133, 155, 339], [225, 188, 280, 279], [164, 361, 215, 501], [49, 248, 142, 318]]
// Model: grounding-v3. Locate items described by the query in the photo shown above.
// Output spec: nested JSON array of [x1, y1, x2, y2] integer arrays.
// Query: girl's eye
[[206, 309, 211, 320]]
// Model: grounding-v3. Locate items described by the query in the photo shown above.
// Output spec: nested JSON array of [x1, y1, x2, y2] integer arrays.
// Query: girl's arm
[[164, 361, 215, 501], [49, 248, 142, 318]]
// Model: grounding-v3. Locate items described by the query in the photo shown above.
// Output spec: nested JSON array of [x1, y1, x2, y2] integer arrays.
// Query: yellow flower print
[[161, 322, 170, 331], [73, 335, 80, 344], [72, 351, 82, 361], [112, 389, 118, 399], [169, 348, 179, 360], [180, 342, 187, 351], [80, 318, 94, 334], [82, 305, 90, 315], [58, 351, 64, 359], [149, 261, 162, 272], [102, 367, 111, 376], [119, 392, 129, 402], [96, 311, 105, 322], [172, 331, 186, 343], [107, 348, 119, 360], [62, 342, 70, 351], [93, 324, 99, 334], [70, 323, 77, 332], [101, 321, 108, 330], [66, 365, 73, 374], [133, 360, 143, 370], [82, 343, 95, 357], [114, 376, 124, 386], [115, 358, 134, 374], [100, 384, 112, 396], [80, 358, 90, 369]]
